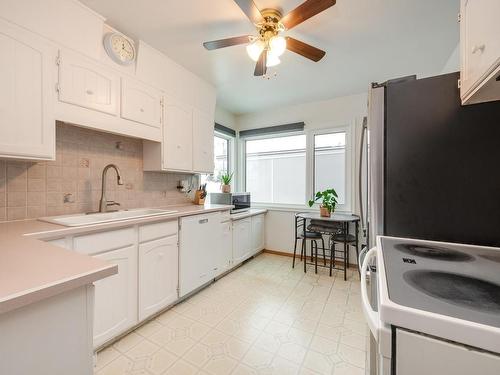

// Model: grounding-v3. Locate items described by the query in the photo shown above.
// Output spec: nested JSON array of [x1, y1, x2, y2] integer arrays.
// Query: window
[[313, 131, 346, 204], [245, 134, 306, 205], [203, 134, 232, 193]]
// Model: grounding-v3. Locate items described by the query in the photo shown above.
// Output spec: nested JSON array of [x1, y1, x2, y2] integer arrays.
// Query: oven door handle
[[361, 247, 380, 340]]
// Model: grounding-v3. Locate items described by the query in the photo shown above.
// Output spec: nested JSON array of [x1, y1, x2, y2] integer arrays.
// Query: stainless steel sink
[[38, 208, 178, 227]]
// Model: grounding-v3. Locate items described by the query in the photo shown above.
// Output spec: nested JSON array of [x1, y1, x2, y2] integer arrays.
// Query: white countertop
[[230, 208, 268, 220], [0, 204, 232, 314]]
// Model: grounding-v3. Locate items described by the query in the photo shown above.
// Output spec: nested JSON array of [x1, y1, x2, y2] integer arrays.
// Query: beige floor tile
[[94, 254, 366, 375], [163, 359, 199, 375]]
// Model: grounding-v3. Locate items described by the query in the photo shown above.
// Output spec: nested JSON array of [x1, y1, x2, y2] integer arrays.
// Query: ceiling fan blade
[[254, 50, 267, 76], [281, 0, 336, 30], [203, 35, 251, 50], [234, 0, 264, 24], [286, 37, 326, 62]]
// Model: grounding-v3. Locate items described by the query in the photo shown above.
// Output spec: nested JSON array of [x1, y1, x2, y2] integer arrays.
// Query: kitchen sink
[[38, 208, 178, 227]]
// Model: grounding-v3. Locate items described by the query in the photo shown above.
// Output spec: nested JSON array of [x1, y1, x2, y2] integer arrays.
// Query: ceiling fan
[[203, 0, 336, 77]]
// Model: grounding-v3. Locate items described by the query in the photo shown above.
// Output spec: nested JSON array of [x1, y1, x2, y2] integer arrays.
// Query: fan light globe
[[246, 40, 265, 62], [266, 51, 281, 67], [269, 36, 287, 57]]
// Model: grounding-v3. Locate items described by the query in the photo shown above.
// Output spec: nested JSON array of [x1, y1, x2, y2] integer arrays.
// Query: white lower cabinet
[[138, 234, 178, 321], [251, 214, 265, 255], [179, 213, 219, 297], [92, 245, 137, 348], [215, 220, 233, 277], [233, 218, 252, 265]]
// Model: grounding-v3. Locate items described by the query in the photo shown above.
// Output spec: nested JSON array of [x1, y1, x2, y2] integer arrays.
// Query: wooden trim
[[262, 249, 358, 268]]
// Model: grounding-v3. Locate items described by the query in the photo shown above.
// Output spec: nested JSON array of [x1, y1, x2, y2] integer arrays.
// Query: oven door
[[361, 247, 392, 375]]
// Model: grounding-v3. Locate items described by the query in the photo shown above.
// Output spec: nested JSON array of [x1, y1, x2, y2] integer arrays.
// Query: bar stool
[[332, 228, 360, 279], [292, 213, 326, 270]]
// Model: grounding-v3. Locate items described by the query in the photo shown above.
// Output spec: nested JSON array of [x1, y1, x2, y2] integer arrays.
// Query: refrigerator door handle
[[358, 116, 368, 235]]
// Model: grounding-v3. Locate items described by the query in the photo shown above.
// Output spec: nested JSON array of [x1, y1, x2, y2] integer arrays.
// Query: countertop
[[229, 208, 268, 220], [0, 204, 233, 315]]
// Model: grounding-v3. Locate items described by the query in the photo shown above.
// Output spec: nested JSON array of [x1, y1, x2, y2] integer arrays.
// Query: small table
[[296, 212, 360, 279]]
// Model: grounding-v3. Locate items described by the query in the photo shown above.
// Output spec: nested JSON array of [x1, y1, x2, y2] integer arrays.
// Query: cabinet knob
[[177, 145, 181, 149], [140, 108, 144, 112], [472, 44, 485, 54], [158, 252, 164, 259], [86, 90, 94, 95]]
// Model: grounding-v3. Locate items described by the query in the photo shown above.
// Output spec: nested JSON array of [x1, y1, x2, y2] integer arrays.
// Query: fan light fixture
[[266, 51, 281, 67], [246, 40, 265, 62]]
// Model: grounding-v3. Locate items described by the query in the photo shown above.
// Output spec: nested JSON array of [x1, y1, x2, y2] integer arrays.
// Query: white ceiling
[[80, 0, 460, 114]]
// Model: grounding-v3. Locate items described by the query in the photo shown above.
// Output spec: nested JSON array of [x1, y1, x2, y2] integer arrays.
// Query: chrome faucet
[[99, 164, 124, 213]]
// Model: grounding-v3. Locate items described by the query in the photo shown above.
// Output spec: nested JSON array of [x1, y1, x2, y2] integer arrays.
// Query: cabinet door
[[251, 214, 265, 254], [460, 0, 500, 96], [216, 221, 233, 277], [0, 19, 55, 160], [121, 77, 162, 129], [179, 213, 218, 296], [192, 109, 215, 173], [163, 98, 193, 172], [233, 219, 252, 265], [138, 235, 178, 321], [58, 50, 119, 115], [93, 245, 137, 348]]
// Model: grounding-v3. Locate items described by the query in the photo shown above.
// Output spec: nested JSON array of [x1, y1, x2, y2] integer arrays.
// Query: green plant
[[308, 188, 338, 212], [220, 171, 233, 185]]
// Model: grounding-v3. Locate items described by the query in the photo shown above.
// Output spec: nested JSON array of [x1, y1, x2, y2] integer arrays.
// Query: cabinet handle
[[472, 44, 485, 54], [158, 252, 164, 259], [140, 108, 145, 112], [199, 219, 208, 224], [86, 90, 94, 95], [177, 145, 181, 149]]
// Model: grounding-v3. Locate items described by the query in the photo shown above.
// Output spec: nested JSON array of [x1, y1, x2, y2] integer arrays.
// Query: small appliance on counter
[[210, 192, 250, 213]]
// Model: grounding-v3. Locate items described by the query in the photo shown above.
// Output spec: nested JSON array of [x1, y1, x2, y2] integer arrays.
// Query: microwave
[[210, 192, 250, 213]]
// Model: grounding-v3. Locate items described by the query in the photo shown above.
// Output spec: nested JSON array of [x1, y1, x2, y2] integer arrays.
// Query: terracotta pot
[[320, 206, 331, 217], [221, 184, 231, 193]]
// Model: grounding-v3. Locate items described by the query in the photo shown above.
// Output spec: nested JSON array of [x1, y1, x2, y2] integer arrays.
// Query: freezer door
[[367, 86, 385, 248]]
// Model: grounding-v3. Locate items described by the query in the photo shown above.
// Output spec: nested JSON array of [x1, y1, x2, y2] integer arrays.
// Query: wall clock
[[103, 32, 136, 66]]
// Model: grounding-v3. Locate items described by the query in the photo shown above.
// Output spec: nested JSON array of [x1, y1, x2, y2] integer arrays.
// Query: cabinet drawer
[[121, 78, 162, 128], [73, 227, 135, 255], [139, 220, 177, 243]]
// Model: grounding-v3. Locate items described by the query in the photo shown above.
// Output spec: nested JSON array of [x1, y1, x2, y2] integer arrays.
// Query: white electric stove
[[361, 236, 500, 375]]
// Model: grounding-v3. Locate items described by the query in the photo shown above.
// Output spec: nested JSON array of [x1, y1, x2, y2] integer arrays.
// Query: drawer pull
[[472, 44, 485, 54], [86, 90, 94, 95], [199, 219, 208, 224]]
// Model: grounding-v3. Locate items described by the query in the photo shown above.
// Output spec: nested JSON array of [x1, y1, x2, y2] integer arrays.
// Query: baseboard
[[262, 249, 358, 268]]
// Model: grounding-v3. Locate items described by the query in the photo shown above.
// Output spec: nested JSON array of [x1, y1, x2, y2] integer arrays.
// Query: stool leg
[[321, 237, 326, 266], [329, 241, 334, 277], [313, 240, 318, 274], [303, 239, 307, 273], [292, 237, 298, 268], [343, 241, 347, 281]]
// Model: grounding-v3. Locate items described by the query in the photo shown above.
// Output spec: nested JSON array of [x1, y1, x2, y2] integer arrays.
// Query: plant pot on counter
[[221, 184, 231, 193], [320, 206, 332, 217]]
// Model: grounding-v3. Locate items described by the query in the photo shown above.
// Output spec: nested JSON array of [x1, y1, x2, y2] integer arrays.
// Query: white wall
[[215, 107, 238, 130], [441, 44, 460, 74], [236, 93, 368, 263]]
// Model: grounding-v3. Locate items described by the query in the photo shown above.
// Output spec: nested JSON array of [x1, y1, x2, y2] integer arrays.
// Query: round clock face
[[104, 33, 136, 65]]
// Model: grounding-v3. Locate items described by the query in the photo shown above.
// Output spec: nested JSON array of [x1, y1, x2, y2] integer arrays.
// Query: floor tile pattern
[[95, 253, 367, 375]]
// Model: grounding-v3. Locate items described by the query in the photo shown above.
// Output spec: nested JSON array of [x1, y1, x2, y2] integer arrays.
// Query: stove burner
[[395, 243, 474, 262], [479, 253, 500, 263], [404, 270, 500, 313]]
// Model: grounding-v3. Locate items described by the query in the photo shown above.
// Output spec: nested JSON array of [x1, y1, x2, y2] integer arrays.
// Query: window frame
[[203, 130, 235, 193], [241, 123, 354, 212]]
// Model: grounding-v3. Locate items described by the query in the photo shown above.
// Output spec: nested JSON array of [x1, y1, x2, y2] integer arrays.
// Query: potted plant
[[220, 172, 233, 193], [308, 188, 338, 217]]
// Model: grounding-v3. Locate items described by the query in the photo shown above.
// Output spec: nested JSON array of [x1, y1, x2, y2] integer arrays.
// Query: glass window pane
[[246, 134, 306, 204], [204, 135, 230, 193], [313, 132, 346, 205]]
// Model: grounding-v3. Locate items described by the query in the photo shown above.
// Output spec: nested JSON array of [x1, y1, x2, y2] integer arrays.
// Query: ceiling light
[[266, 51, 281, 67], [246, 40, 265, 62], [269, 36, 287, 57]]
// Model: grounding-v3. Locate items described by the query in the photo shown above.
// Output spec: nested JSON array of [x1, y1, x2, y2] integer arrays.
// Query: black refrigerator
[[366, 72, 500, 248]]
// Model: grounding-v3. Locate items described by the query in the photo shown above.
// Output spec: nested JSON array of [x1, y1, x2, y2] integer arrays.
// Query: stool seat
[[300, 231, 323, 239], [333, 233, 356, 243]]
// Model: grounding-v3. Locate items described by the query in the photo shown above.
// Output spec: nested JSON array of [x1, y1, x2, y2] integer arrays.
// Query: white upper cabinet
[[192, 109, 215, 174], [460, 0, 500, 104], [138, 234, 178, 321], [58, 50, 119, 115], [162, 98, 193, 172], [0, 19, 56, 160], [121, 77, 162, 129]]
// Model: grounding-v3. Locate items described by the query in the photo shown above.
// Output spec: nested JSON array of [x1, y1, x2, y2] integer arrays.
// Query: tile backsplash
[[0, 123, 197, 221]]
